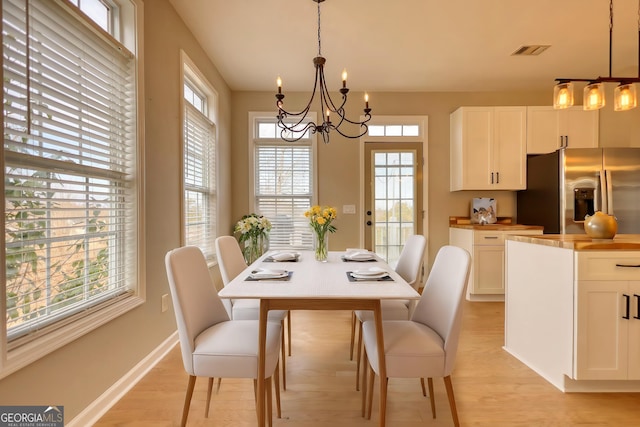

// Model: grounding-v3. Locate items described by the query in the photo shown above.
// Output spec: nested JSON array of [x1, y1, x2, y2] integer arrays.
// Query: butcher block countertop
[[507, 234, 640, 250], [448, 216, 543, 231]]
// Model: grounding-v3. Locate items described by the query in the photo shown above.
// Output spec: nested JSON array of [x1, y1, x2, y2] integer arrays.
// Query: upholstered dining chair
[[360, 245, 471, 427], [350, 234, 426, 390], [215, 235, 292, 389], [165, 246, 282, 427]]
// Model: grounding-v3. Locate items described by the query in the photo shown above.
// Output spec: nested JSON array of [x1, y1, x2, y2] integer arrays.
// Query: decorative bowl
[[584, 211, 618, 239]]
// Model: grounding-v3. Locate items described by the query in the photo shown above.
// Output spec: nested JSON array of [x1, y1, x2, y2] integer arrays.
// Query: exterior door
[[364, 142, 423, 267]]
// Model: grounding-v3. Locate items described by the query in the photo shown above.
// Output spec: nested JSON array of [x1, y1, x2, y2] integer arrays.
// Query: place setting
[[263, 251, 301, 262], [245, 268, 293, 281], [346, 266, 393, 282], [341, 248, 377, 262]]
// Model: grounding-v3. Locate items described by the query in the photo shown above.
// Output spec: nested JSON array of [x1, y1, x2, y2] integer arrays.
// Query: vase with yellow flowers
[[305, 205, 337, 262]]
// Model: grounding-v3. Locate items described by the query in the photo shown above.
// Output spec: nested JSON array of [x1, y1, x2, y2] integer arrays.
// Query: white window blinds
[[183, 102, 216, 259], [3, 0, 138, 341], [254, 144, 313, 249]]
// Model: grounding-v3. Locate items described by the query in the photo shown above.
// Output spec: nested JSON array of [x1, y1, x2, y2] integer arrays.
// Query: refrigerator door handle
[[605, 169, 614, 215], [599, 170, 608, 214]]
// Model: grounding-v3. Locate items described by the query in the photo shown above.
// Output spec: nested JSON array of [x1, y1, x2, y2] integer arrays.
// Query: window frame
[[180, 51, 218, 261], [248, 112, 318, 250], [1, 0, 145, 380]]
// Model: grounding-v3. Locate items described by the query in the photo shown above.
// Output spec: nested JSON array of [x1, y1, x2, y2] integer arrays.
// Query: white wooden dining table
[[217, 250, 421, 427]]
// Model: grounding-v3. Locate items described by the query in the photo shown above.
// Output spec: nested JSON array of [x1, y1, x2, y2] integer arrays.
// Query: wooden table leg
[[257, 299, 269, 427], [372, 300, 387, 427]]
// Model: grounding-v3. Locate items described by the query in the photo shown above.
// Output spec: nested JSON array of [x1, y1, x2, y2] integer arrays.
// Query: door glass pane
[[372, 150, 416, 267]]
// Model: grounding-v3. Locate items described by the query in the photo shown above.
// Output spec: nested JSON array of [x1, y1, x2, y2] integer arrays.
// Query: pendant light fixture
[[275, 0, 372, 143], [553, 0, 640, 111]]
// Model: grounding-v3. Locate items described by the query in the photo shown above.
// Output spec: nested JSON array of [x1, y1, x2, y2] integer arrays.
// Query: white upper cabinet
[[526, 106, 599, 154], [450, 106, 527, 191]]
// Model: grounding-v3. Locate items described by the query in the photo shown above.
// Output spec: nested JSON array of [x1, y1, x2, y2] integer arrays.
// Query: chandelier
[[553, 0, 640, 111], [275, 0, 372, 144]]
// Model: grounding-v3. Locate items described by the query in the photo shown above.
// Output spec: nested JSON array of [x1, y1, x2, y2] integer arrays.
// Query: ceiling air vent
[[511, 45, 551, 56]]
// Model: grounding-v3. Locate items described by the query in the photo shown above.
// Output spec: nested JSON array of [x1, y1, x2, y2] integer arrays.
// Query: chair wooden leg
[[266, 376, 273, 427], [273, 360, 282, 418], [253, 379, 258, 404], [361, 349, 368, 417], [287, 311, 292, 356], [181, 375, 196, 427], [205, 377, 214, 418], [420, 377, 426, 396], [280, 320, 287, 391], [366, 367, 375, 420], [349, 311, 356, 360], [443, 375, 460, 427], [216, 377, 222, 393], [355, 320, 363, 391], [427, 377, 436, 419]]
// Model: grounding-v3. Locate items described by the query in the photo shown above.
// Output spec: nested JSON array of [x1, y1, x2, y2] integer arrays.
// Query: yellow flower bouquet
[[304, 205, 337, 261]]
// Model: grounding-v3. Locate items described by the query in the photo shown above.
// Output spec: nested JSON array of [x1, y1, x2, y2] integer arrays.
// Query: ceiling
[[168, 0, 640, 94]]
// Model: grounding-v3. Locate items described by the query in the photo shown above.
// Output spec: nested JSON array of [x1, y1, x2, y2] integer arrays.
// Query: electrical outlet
[[161, 294, 170, 313]]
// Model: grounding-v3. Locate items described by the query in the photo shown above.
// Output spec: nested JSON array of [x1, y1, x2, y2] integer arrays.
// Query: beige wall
[[232, 90, 552, 267], [0, 0, 233, 419]]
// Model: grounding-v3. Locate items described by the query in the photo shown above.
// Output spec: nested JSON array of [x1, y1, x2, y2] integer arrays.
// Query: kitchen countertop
[[506, 234, 640, 250], [450, 224, 544, 231]]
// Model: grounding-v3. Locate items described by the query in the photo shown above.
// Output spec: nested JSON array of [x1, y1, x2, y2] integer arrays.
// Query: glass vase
[[243, 233, 269, 265], [313, 232, 328, 262]]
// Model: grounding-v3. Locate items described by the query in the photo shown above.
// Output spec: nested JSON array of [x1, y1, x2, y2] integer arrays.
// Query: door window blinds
[[3, 0, 138, 341]]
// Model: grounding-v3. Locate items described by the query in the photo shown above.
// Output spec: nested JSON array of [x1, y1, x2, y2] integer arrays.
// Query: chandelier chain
[[317, 1, 322, 56]]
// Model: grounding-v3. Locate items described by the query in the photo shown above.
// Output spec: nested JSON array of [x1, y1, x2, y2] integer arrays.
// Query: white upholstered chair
[[165, 246, 282, 426], [360, 245, 471, 427], [350, 234, 426, 390], [215, 235, 291, 389]]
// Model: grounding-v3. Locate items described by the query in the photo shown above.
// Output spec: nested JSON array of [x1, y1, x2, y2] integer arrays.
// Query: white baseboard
[[68, 331, 179, 427]]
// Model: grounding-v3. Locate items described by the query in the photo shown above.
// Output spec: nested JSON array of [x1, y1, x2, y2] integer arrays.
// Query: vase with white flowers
[[304, 205, 337, 262], [234, 213, 272, 264]]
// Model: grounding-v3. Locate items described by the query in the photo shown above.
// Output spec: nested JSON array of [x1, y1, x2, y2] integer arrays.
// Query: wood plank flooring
[[94, 301, 640, 426]]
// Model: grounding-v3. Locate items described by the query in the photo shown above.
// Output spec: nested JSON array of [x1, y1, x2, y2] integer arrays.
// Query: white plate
[[352, 267, 387, 276], [270, 252, 299, 261], [250, 269, 288, 279], [350, 271, 389, 280]]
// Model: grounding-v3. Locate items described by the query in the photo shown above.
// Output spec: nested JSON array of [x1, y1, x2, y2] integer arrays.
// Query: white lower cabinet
[[575, 252, 640, 380], [449, 227, 543, 300]]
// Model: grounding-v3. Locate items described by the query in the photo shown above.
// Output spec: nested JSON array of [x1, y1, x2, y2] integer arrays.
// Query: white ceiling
[[168, 0, 640, 94]]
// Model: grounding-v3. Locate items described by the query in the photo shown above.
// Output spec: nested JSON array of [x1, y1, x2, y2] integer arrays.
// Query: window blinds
[[255, 145, 313, 249], [3, 0, 137, 341], [183, 103, 216, 259]]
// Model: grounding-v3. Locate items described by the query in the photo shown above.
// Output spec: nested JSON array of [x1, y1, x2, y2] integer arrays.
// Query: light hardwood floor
[[94, 301, 640, 426]]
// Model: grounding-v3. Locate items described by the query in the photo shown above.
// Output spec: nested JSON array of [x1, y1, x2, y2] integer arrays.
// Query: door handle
[[496, 172, 500, 184], [623, 294, 630, 319], [491, 172, 494, 184], [634, 294, 640, 320], [366, 221, 372, 226], [366, 210, 372, 216]]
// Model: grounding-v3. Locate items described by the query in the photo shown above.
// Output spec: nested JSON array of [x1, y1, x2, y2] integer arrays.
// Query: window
[[182, 57, 217, 260], [2, 0, 142, 377], [250, 114, 316, 250]]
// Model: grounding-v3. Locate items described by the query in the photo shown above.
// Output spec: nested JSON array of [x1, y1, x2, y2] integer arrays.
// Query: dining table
[[217, 249, 421, 427]]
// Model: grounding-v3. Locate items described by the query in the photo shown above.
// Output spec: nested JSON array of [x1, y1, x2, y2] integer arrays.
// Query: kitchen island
[[504, 234, 640, 392]]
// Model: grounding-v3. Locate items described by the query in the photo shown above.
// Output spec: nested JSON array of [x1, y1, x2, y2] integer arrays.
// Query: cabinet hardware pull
[[496, 172, 500, 183], [559, 135, 563, 147], [615, 264, 640, 268], [565, 135, 569, 147], [623, 294, 630, 319], [635, 294, 640, 320], [484, 236, 499, 239], [491, 172, 494, 184]]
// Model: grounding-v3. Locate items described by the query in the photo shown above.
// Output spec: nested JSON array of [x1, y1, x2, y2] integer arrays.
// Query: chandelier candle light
[[305, 205, 337, 262], [553, 0, 640, 111], [275, 0, 372, 144]]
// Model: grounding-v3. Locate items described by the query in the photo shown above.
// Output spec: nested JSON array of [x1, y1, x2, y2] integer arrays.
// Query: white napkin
[[270, 252, 298, 261], [250, 269, 288, 279], [344, 249, 375, 260]]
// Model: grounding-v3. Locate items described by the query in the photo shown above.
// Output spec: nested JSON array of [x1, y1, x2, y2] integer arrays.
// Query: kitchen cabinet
[[449, 227, 543, 300], [575, 251, 640, 380], [526, 106, 599, 154], [450, 106, 527, 191]]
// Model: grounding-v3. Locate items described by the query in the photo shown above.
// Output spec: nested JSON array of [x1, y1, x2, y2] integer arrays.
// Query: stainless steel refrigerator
[[517, 148, 640, 234]]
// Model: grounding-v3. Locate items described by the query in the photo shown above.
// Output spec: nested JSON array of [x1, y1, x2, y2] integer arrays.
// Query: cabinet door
[[527, 106, 561, 154], [472, 245, 504, 294], [575, 280, 628, 380], [560, 108, 599, 149], [628, 281, 640, 379], [493, 107, 526, 189], [461, 108, 493, 189]]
